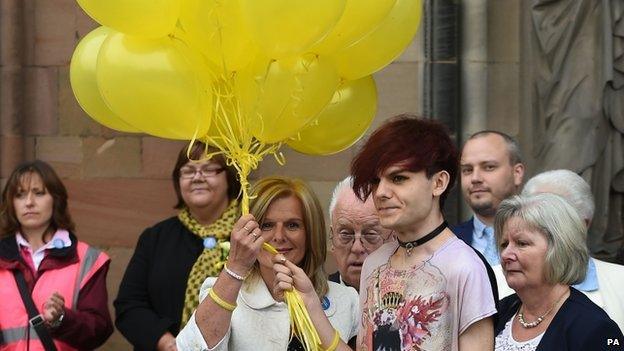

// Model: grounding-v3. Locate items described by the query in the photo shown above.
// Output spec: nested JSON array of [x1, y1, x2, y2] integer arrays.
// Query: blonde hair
[[250, 177, 328, 298]]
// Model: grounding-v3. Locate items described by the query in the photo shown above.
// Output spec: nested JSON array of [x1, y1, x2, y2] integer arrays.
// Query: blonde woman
[[177, 177, 359, 350]]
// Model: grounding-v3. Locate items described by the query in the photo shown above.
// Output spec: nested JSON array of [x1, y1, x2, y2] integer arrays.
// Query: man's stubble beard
[[470, 185, 518, 218], [470, 200, 497, 218]]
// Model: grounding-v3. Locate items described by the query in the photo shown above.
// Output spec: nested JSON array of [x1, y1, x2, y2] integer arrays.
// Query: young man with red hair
[[352, 115, 497, 351]]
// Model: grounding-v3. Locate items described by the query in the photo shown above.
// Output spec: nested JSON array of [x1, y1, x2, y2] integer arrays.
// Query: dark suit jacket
[[451, 217, 475, 246], [328, 271, 341, 284], [495, 288, 624, 350]]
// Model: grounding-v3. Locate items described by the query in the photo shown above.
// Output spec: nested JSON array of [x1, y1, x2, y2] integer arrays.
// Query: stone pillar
[[423, 0, 460, 222], [0, 0, 25, 184], [460, 0, 488, 139], [458, 0, 488, 220]]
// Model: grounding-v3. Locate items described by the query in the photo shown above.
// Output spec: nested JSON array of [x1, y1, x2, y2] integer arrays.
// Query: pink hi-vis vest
[[0, 242, 109, 351]]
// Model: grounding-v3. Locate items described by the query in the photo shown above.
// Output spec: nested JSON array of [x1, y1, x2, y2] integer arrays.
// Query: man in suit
[[455, 131, 525, 265], [328, 176, 393, 290]]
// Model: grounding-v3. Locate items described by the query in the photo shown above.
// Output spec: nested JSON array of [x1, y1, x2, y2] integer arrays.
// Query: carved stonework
[[531, 0, 624, 260]]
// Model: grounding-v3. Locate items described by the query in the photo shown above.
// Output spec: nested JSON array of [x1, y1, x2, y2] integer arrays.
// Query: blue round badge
[[321, 296, 330, 310], [52, 239, 65, 249], [203, 237, 217, 249]]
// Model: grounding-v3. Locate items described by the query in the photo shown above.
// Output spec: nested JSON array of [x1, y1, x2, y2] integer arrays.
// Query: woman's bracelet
[[208, 288, 237, 312], [324, 329, 340, 351], [223, 263, 249, 281]]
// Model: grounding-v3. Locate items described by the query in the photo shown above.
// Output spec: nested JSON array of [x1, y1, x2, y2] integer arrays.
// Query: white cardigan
[[493, 258, 624, 331], [176, 275, 360, 351]]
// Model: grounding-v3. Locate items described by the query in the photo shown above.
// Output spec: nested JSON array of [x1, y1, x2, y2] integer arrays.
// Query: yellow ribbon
[[188, 73, 320, 350], [262, 244, 322, 350]]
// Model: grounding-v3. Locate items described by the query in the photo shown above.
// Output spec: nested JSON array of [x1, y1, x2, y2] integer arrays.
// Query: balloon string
[[209, 4, 230, 77], [262, 243, 322, 350], [203, 74, 320, 351], [204, 75, 281, 213]]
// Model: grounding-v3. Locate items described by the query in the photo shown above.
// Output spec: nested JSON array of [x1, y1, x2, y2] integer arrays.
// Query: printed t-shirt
[[358, 236, 497, 351]]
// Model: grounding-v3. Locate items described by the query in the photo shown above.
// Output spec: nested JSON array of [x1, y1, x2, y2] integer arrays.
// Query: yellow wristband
[[324, 329, 340, 351], [208, 288, 236, 312]]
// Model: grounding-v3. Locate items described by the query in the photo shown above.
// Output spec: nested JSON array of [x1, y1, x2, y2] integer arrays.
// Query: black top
[[495, 288, 624, 350], [114, 217, 203, 351], [328, 271, 341, 284]]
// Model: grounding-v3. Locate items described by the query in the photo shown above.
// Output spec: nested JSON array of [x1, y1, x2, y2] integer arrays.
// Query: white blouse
[[176, 275, 360, 351], [495, 313, 544, 351]]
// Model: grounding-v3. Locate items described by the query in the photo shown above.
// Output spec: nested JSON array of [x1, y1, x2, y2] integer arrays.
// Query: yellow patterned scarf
[[179, 200, 240, 326]]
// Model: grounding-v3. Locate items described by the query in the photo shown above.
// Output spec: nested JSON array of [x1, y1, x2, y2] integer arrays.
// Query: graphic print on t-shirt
[[363, 261, 451, 351]]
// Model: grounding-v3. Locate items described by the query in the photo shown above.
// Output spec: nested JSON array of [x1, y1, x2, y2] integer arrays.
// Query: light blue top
[[573, 257, 599, 292], [471, 216, 500, 266]]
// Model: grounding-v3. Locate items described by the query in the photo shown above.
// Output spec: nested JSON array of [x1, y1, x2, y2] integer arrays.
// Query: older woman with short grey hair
[[493, 194, 622, 351], [521, 169, 624, 331]]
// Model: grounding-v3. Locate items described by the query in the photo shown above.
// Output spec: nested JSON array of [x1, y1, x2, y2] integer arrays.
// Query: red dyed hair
[[351, 114, 459, 208]]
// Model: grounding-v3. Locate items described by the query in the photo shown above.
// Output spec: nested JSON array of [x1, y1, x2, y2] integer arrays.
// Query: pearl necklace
[[517, 310, 551, 328], [517, 290, 568, 328]]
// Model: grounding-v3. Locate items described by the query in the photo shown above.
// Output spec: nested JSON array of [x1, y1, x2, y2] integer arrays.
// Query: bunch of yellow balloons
[[71, 1, 422, 348], [71, 0, 422, 155]]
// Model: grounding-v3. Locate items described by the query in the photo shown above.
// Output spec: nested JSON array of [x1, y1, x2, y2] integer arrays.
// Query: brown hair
[[172, 141, 241, 209], [1, 160, 75, 237]]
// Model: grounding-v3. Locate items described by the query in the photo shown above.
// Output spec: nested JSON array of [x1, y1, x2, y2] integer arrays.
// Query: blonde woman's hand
[[226, 214, 265, 278], [272, 255, 317, 305]]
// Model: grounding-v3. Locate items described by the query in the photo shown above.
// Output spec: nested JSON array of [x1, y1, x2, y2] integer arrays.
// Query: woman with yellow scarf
[[115, 141, 241, 351]]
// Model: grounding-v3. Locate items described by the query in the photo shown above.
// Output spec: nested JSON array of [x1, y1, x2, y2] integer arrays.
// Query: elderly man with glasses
[[328, 176, 394, 291]]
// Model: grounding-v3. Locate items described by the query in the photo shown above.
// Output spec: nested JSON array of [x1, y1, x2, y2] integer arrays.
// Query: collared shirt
[[573, 257, 599, 292], [471, 216, 500, 265], [338, 274, 347, 287], [16, 229, 72, 271]]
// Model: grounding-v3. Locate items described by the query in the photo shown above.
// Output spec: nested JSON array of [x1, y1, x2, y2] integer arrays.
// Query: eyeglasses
[[332, 233, 384, 250], [179, 166, 225, 179]]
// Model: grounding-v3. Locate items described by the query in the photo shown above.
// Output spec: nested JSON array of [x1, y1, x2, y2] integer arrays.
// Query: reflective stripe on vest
[[1, 326, 39, 343], [72, 246, 103, 308], [0, 242, 110, 350]]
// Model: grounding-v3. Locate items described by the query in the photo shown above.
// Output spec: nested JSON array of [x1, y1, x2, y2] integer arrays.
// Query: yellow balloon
[[70, 27, 140, 133], [96, 33, 212, 140], [239, 0, 347, 59], [331, 0, 422, 80], [179, 0, 254, 73], [236, 54, 340, 144], [312, 0, 397, 55], [287, 76, 377, 155], [76, 0, 180, 38]]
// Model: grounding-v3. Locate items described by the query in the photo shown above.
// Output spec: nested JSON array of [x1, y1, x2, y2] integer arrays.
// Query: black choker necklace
[[398, 221, 448, 256]]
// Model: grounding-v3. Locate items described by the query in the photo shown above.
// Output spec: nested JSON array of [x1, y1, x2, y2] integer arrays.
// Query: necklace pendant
[[405, 242, 414, 256]]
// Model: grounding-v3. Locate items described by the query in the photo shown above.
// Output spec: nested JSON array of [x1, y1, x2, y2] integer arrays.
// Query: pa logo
[[607, 338, 620, 346]]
